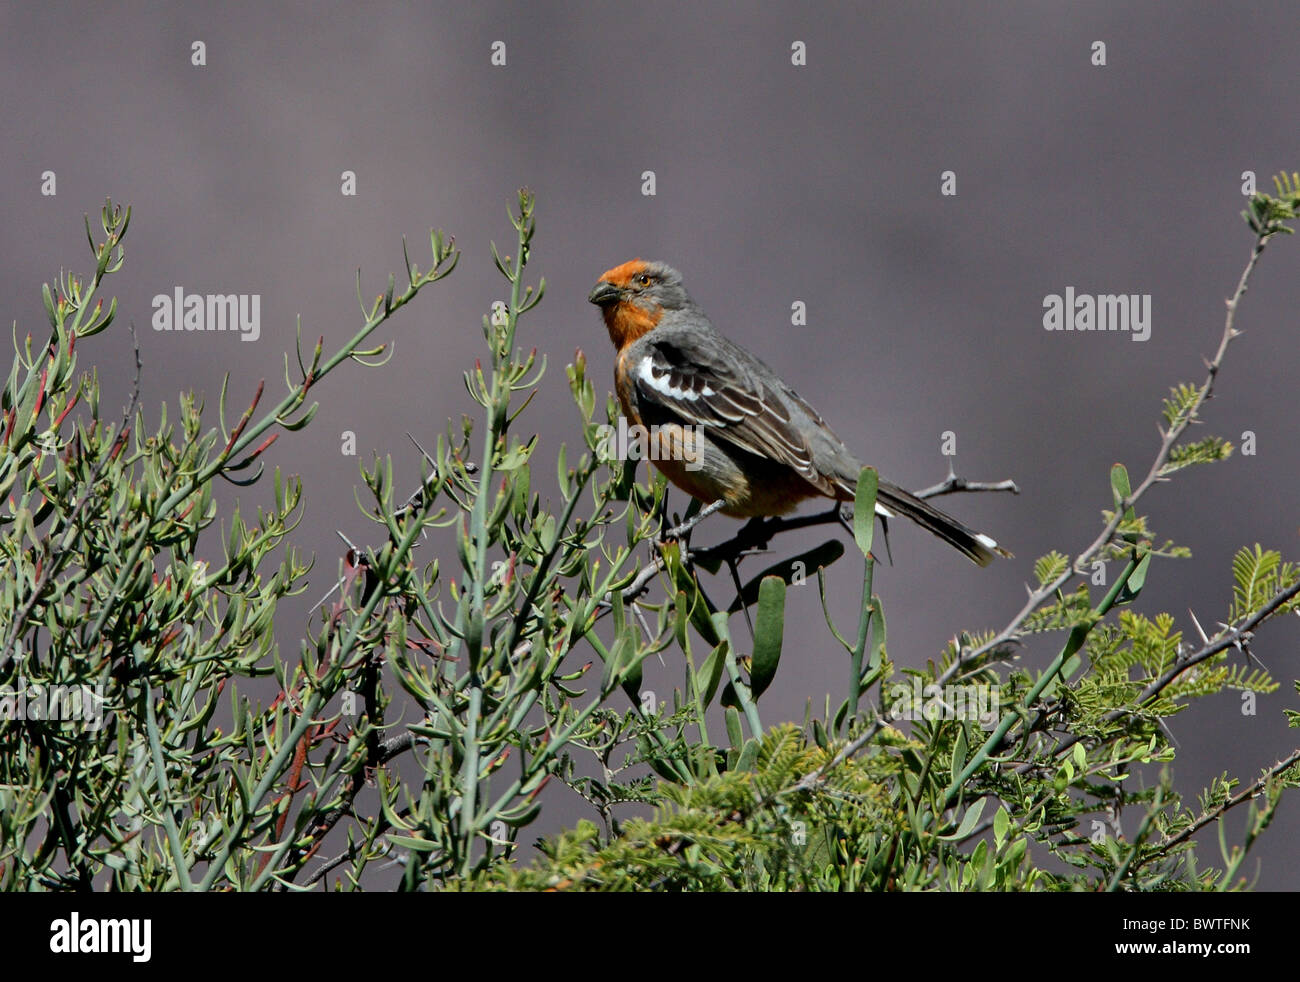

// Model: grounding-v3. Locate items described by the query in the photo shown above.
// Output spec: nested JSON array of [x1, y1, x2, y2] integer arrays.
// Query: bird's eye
[[636, 273, 652, 287]]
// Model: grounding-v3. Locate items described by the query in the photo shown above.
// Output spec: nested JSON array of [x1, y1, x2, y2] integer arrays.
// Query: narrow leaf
[[853, 467, 878, 558], [750, 576, 786, 699]]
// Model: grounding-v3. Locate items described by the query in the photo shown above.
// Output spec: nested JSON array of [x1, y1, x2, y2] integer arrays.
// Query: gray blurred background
[[3, 0, 1298, 887]]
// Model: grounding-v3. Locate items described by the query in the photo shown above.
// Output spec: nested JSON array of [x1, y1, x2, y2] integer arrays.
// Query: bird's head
[[588, 259, 690, 349]]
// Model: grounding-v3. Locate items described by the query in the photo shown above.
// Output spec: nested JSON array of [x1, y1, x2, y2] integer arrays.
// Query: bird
[[587, 258, 1010, 566]]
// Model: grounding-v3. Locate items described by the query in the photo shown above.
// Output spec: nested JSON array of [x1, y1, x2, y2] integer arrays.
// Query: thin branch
[[662, 497, 726, 539], [1148, 749, 1300, 860], [913, 476, 1019, 499]]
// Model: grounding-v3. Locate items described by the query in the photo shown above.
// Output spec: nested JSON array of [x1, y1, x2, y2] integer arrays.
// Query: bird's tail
[[848, 478, 1011, 567]]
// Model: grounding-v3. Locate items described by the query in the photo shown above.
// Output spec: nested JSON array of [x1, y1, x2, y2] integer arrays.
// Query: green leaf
[[1160, 435, 1232, 475], [733, 738, 759, 772], [1229, 545, 1295, 621], [42, 282, 58, 327], [724, 707, 744, 749], [620, 647, 644, 699], [278, 401, 319, 431], [1110, 463, 1140, 546], [601, 632, 635, 696], [1033, 550, 1070, 588], [696, 640, 729, 707], [812, 718, 830, 749], [993, 806, 1010, 848], [940, 797, 987, 841], [665, 542, 721, 648], [853, 467, 878, 558], [1160, 382, 1202, 430], [384, 833, 439, 853], [817, 566, 854, 652], [749, 576, 786, 699], [1118, 547, 1152, 604], [1109, 462, 1133, 519], [495, 434, 536, 471], [951, 725, 968, 784]]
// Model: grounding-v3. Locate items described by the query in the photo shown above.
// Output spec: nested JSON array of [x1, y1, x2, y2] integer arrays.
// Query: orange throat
[[603, 301, 660, 352]]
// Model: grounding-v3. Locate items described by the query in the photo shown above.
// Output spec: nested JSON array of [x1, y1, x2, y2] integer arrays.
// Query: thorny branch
[[1150, 749, 1300, 860]]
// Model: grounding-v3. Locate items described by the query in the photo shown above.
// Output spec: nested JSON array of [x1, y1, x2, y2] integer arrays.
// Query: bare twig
[[662, 497, 726, 539], [914, 475, 1020, 499]]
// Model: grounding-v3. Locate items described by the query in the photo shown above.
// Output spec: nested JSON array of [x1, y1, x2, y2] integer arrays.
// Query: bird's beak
[[587, 280, 621, 306]]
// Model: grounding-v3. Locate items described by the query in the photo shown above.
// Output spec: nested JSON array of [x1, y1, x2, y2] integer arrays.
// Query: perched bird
[[587, 258, 1009, 566]]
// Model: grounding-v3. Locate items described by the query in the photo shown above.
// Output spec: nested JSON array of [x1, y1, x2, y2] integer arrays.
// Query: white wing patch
[[637, 355, 714, 400]]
